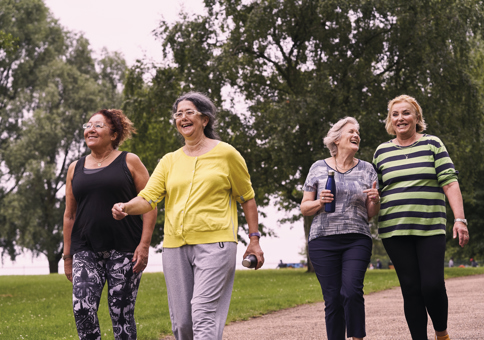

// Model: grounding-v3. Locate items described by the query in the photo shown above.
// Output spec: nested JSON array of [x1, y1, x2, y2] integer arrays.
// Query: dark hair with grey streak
[[172, 92, 220, 140]]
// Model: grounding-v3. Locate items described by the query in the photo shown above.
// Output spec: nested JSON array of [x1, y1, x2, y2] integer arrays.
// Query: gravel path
[[162, 274, 484, 339]]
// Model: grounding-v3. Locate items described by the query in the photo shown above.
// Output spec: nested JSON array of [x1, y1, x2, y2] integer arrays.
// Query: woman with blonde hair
[[301, 117, 380, 340], [372, 95, 469, 340]]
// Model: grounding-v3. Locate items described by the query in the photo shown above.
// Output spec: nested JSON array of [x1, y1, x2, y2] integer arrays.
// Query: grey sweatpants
[[162, 242, 237, 340]]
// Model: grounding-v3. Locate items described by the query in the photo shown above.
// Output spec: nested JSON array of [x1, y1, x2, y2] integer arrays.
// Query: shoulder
[[422, 134, 445, 148], [373, 140, 396, 159], [67, 160, 78, 177], [216, 142, 244, 160], [358, 160, 374, 169], [125, 152, 148, 173]]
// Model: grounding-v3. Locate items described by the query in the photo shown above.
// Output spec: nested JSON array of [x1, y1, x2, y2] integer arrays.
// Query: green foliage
[[156, 0, 484, 262], [1, 268, 484, 338], [0, 0, 127, 271]]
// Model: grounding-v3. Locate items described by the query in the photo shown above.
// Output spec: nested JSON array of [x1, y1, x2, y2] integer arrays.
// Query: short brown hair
[[91, 109, 136, 149], [385, 95, 427, 135]]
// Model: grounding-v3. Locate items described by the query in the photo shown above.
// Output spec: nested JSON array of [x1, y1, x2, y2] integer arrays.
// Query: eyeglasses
[[172, 110, 202, 120], [83, 122, 108, 129]]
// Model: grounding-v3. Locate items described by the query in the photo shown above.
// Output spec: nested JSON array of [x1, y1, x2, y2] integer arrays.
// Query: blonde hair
[[385, 95, 427, 135], [323, 117, 359, 156]]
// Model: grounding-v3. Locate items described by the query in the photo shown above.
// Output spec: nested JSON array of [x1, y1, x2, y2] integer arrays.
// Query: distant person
[[369, 263, 374, 270], [277, 260, 286, 269], [301, 117, 380, 340], [372, 95, 469, 340], [470, 258, 478, 267], [376, 259, 382, 269], [112, 92, 264, 339], [63, 109, 157, 340], [448, 258, 454, 268]]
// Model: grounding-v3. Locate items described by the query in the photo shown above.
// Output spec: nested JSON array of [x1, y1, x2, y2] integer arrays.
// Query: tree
[[0, 0, 127, 272], [157, 0, 484, 268]]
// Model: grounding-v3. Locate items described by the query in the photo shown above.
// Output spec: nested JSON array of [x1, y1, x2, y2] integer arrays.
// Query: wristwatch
[[454, 218, 468, 226], [62, 253, 73, 260]]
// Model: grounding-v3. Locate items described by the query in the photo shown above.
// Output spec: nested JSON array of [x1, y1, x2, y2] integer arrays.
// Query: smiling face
[[83, 114, 116, 151], [390, 101, 418, 138], [334, 123, 360, 154], [175, 100, 209, 140]]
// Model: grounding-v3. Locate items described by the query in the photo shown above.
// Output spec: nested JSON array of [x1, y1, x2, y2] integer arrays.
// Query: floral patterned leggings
[[72, 250, 142, 340]]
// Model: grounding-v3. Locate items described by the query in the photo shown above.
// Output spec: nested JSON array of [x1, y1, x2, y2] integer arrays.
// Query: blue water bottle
[[324, 170, 336, 213]]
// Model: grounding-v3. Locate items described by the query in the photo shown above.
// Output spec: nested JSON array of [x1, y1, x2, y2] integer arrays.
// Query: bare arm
[[241, 198, 264, 270], [442, 181, 468, 247], [301, 190, 333, 216], [63, 162, 77, 283], [125, 153, 158, 273]]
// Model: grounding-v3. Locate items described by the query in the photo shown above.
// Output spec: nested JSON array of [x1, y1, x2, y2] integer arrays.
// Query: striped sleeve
[[428, 136, 458, 187]]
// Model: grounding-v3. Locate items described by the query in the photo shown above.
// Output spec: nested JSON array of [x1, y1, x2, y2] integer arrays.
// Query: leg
[[191, 242, 237, 340], [309, 236, 345, 340], [105, 250, 142, 340], [415, 235, 448, 333], [72, 250, 106, 340], [383, 237, 428, 340], [163, 246, 195, 340], [341, 236, 372, 339]]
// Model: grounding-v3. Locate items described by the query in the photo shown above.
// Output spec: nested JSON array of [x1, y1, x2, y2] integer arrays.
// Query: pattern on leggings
[[72, 250, 142, 340]]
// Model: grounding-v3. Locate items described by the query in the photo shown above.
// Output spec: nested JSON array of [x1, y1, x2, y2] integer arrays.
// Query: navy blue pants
[[383, 235, 448, 340], [309, 234, 372, 340]]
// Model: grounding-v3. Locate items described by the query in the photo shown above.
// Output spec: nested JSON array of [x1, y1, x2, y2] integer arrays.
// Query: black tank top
[[70, 151, 143, 254]]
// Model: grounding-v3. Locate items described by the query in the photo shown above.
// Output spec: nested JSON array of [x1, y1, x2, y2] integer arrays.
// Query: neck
[[395, 132, 421, 146], [90, 147, 114, 160], [184, 135, 208, 153], [334, 150, 356, 168]]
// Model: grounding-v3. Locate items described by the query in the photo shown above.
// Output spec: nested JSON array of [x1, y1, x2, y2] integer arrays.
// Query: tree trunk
[[303, 215, 314, 273], [49, 258, 59, 273], [48, 252, 62, 274]]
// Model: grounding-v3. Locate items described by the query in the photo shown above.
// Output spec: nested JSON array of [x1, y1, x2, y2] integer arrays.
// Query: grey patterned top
[[303, 159, 378, 241]]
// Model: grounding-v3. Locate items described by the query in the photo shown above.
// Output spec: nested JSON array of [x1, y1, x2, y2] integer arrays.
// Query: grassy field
[[1, 267, 483, 340]]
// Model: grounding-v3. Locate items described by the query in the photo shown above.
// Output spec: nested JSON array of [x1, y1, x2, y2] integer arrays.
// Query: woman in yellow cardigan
[[112, 92, 264, 340]]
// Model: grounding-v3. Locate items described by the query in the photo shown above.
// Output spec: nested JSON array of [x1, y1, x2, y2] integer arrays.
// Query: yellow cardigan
[[138, 142, 255, 248]]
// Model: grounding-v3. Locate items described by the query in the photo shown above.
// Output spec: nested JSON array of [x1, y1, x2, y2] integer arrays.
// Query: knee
[[421, 280, 446, 300]]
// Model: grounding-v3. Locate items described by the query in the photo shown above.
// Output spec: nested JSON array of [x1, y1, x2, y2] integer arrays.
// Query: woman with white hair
[[301, 117, 380, 340]]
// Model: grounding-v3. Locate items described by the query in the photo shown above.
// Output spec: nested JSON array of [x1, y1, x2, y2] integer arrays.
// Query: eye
[[186, 110, 195, 116]]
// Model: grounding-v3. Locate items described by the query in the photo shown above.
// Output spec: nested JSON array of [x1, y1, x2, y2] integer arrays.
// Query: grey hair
[[172, 91, 220, 140], [323, 117, 360, 156]]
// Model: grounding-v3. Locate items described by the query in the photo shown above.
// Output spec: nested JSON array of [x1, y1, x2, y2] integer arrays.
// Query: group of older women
[[63, 92, 467, 340]]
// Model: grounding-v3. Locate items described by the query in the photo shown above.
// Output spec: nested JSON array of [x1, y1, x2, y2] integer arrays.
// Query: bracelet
[[62, 253, 73, 260], [249, 232, 261, 239]]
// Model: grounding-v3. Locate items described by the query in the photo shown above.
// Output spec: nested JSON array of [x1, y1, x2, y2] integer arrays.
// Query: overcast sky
[[0, 0, 306, 275]]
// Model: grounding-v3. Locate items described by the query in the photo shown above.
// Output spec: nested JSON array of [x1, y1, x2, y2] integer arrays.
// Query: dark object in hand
[[242, 254, 258, 269]]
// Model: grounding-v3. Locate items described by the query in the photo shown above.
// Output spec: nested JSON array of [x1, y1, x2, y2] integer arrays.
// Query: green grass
[[1, 267, 483, 340]]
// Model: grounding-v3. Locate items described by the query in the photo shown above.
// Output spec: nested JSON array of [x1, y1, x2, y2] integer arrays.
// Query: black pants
[[383, 235, 448, 340], [309, 234, 372, 340]]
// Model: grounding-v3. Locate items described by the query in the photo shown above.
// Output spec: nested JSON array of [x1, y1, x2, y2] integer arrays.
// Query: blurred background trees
[[1, 0, 483, 272]]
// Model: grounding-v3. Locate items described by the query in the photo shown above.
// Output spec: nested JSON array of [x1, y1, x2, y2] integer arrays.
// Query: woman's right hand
[[319, 189, 334, 204], [112, 203, 128, 220], [64, 258, 73, 283]]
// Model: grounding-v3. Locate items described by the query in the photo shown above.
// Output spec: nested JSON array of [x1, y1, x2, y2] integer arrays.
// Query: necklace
[[334, 157, 356, 173], [91, 150, 113, 167]]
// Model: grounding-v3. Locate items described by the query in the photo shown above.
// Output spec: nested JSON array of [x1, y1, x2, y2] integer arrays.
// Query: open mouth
[[181, 123, 192, 128]]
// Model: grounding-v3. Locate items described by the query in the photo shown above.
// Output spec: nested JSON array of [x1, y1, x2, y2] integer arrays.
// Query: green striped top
[[372, 134, 458, 239]]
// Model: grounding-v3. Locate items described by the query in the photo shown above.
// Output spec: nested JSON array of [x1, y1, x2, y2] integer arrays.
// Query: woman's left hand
[[453, 222, 469, 247], [133, 243, 149, 273], [244, 239, 264, 270], [363, 181, 380, 204]]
